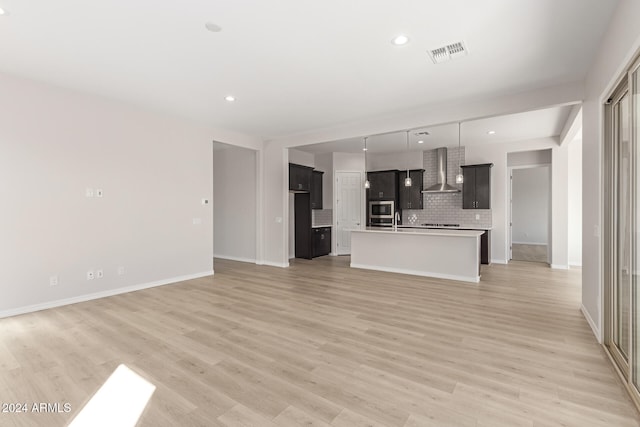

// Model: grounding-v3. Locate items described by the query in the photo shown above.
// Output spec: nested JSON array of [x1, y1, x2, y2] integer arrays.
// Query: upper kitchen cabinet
[[399, 169, 424, 210], [311, 170, 323, 210], [367, 170, 399, 201], [461, 164, 493, 209], [289, 163, 313, 192]]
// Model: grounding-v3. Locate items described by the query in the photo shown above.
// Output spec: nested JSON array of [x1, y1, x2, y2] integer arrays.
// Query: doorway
[[509, 165, 551, 263], [335, 171, 363, 255]]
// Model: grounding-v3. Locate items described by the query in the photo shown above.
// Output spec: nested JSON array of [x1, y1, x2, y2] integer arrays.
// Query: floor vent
[[428, 41, 468, 64]]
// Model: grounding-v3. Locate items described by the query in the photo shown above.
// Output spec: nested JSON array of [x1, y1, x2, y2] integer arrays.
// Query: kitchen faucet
[[394, 211, 400, 230]]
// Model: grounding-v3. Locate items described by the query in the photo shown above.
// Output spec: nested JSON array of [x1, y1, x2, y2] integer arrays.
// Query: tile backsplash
[[312, 209, 332, 227], [402, 147, 492, 228]]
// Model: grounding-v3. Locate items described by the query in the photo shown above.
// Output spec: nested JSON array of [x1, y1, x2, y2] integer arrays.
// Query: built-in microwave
[[369, 201, 395, 227], [369, 200, 394, 218]]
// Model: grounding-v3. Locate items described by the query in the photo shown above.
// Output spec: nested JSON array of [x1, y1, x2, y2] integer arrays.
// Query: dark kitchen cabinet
[[480, 230, 491, 265], [399, 169, 424, 210], [461, 164, 493, 209], [312, 226, 331, 257], [367, 170, 399, 201], [289, 163, 313, 192], [311, 170, 323, 209], [294, 193, 312, 259]]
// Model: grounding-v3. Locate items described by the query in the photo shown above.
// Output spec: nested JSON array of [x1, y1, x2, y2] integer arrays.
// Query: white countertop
[[312, 225, 332, 229], [352, 227, 483, 238]]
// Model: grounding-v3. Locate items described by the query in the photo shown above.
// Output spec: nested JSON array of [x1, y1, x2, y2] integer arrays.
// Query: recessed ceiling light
[[205, 22, 222, 32], [417, 140, 424, 144], [487, 130, 496, 135], [362, 147, 368, 151], [224, 95, 235, 102], [391, 35, 409, 46]]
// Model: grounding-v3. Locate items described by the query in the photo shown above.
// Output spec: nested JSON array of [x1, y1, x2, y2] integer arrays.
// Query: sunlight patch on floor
[[68, 364, 155, 427]]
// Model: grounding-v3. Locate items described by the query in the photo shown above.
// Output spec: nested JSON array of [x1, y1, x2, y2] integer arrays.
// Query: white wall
[[568, 138, 583, 267], [213, 145, 257, 263], [507, 150, 552, 167], [288, 148, 315, 168], [582, 0, 640, 340], [512, 167, 549, 244], [0, 72, 236, 316], [367, 151, 424, 171]]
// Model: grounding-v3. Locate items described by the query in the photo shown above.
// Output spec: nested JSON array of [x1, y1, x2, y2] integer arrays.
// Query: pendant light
[[455, 122, 464, 184], [363, 137, 370, 189], [404, 130, 412, 187]]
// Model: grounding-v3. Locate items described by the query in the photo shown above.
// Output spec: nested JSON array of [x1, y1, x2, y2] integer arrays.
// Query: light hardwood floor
[[512, 244, 548, 264], [1, 257, 638, 426]]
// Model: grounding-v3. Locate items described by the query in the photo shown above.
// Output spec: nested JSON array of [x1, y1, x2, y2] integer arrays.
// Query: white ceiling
[[0, 0, 617, 139], [296, 105, 574, 153]]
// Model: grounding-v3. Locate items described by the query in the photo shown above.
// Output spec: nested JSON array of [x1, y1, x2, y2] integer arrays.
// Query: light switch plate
[[96, 189, 103, 198], [85, 188, 94, 198], [49, 275, 58, 287]]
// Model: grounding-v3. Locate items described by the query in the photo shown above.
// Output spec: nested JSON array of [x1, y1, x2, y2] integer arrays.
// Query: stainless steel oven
[[369, 201, 395, 226]]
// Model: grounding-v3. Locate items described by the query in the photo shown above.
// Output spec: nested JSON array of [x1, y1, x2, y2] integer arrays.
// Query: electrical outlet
[[49, 275, 59, 287], [96, 269, 104, 279], [475, 214, 480, 220], [87, 270, 94, 280], [117, 266, 125, 276], [192, 218, 202, 225]]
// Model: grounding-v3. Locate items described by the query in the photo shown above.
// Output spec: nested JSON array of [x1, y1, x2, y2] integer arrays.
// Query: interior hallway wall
[[213, 144, 257, 263], [512, 167, 550, 245], [568, 138, 583, 267], [581, 0, 640, 340]]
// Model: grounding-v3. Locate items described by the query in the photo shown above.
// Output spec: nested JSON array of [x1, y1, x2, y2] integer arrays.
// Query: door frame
[[508, 164, 551, 264], [333, 170, 366, 256]]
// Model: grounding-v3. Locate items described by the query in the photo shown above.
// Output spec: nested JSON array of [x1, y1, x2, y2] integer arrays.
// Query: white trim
[[213, 254, 257, 264], [551, 264, 569, 270], [491, 258, 508, 264], [570, 263, 583, 268], [350, 262, 480, 284], [259, 261, 290, 268], [0, 271, 214, 319], [581, 304, 602, 343]]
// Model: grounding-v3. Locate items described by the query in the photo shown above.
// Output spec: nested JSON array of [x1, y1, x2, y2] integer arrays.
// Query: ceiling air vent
[[428, 41, 468, 64]]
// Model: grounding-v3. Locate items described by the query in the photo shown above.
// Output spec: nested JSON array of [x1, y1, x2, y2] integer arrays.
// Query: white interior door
[[335, 171, 363, 255]]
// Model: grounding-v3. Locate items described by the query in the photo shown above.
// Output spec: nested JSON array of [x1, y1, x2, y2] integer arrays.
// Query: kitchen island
[[350, 227, 484, 283]]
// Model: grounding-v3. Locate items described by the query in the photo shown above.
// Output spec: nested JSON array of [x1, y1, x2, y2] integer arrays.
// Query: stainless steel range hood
[[422, 147, 460, 193]]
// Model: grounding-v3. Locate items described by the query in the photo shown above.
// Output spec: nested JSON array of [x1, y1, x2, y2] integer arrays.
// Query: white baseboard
[[491, 259, 508, 264], [213, 254, 257, 264], [570, 263, 583, 268], [259, 261, 290, 268], [0, 270, 214, 319], [551, 264, 569, 270], [350, 262, 479, 283], [581, 304, 602, 343]]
